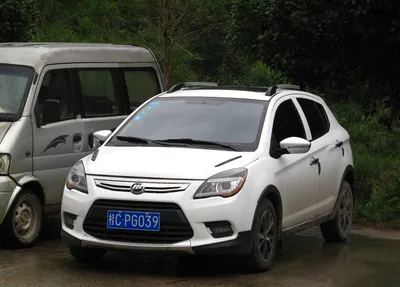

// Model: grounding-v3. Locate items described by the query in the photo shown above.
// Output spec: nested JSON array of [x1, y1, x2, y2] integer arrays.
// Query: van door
[[71, 65, 163, 152], [32, 67, 85, 206]]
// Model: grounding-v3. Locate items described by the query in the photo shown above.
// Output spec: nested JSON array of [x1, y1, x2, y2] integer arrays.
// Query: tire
[[0, 190, 43, 248], [320, 180, 354, 243], [69, 246, 107, 262], [245, 199, 278, 272]]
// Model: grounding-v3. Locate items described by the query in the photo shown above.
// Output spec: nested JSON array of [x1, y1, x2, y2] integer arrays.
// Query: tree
[[228, 0, 400, 101], [0, 0, 40, 42], [145, 0, 226, 88]]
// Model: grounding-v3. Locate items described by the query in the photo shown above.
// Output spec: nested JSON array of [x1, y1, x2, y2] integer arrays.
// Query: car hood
[[84, 146, 259, 180], [0, 122, 11, 143]]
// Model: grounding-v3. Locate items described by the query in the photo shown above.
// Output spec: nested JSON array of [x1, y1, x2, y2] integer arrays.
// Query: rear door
[[32, 66, 85, 206], [294, 96, 341, 217]]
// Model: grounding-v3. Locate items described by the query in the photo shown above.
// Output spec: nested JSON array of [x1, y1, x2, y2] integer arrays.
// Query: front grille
[[94, 179, 190, 193], [83, 199, 194, 244]]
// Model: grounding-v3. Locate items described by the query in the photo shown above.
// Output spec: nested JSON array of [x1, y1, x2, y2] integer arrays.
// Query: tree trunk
[[163, 0, 173, 89]]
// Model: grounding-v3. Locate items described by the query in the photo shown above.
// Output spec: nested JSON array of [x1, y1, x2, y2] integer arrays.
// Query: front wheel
[[245, 199, 278, 272], [320, 180, 354, 242], [0, 190, 43, 248], [69, 246, 107, 262]]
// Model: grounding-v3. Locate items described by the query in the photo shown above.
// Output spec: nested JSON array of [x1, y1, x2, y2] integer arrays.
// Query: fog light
[[205, 221, 234, 238], [64, 212, 77, 229]]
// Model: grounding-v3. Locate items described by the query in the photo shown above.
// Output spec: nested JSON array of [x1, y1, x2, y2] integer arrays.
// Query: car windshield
[[108, 96, 269, 151], [0, 64, 35, 121]]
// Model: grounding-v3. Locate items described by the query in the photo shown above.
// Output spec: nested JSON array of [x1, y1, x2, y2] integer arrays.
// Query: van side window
[[35, 69, 75, 125], [124, 69, 161, 111], [78, 70, 120, 117]]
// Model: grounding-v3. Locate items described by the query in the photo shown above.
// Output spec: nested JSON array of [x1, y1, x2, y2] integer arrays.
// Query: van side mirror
[[42, 99, 60, 125], [93, 130, 112, 148], [279, 137, 311, 154]]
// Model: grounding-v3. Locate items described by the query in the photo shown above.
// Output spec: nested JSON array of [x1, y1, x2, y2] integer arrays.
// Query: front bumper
[[61, 229, 253, 255], [0, 176, 18, 225], [61, 175, 254, 255]]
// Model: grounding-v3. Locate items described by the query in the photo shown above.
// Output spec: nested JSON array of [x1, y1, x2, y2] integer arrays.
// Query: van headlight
[[193, 167, 248, 199], [0, 154, 11, 175], [66, 160, 88, 193]]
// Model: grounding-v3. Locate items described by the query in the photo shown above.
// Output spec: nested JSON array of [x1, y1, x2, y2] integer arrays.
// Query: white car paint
[[61, 86, 353, 258]]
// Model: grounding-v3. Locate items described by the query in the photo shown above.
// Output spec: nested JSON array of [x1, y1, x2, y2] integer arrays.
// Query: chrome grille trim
[[94, 179, 190, 193]]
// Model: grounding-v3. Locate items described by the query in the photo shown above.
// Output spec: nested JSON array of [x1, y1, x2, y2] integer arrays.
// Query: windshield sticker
[[133, 115, 143, 121]]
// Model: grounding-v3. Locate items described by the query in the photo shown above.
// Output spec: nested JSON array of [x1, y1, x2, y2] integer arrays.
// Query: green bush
[[243, 61, 291, 86], [330, 101, 400, 228]]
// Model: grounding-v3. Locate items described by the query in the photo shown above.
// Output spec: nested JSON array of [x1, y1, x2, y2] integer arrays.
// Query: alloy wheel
[[259, 210, 275, 261], [339, 188, 353, 234]]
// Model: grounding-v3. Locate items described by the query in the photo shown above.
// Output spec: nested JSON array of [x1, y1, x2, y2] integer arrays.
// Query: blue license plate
[[106, 210, 160, 231]]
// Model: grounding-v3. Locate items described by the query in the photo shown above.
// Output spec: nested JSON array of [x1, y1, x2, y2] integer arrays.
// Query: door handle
[[335, 140, 343, 148], [310, 157, 319, 166]]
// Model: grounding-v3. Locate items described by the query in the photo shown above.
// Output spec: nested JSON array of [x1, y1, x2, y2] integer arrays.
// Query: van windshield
[[0, 64, 35, 121]]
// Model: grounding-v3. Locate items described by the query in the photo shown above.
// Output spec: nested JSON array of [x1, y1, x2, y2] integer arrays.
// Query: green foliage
[[228, 0, 400, 102], [243, 61, 291, 86], [331, 101, 400, 227], [0, 0, 40, 42]]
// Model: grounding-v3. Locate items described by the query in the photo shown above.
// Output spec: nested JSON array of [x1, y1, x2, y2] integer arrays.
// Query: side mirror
[[93, 130, 112, 148], [42, 99, 60, 125], [279, 137, 311, 154]]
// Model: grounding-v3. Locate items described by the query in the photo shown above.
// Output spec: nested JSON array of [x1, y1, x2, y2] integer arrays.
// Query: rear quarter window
[[297, 98, 330, 140]]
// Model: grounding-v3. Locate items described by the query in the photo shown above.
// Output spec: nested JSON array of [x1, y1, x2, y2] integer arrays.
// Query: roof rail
[[266, 84, 300, 97], [167, 82, 218, 93]]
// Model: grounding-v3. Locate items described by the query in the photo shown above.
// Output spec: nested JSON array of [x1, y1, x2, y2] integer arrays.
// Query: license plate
[[106, 210, 160, 231]]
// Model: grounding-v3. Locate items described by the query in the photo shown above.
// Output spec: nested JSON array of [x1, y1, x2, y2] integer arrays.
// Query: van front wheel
[[0, 190, 43, 248]]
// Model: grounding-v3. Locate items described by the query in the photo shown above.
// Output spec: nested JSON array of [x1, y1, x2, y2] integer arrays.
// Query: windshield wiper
[[115, 136, 182, 147], [158, 138, 239, 151]]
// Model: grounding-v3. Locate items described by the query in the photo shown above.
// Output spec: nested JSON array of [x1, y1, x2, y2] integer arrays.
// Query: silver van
[[0, 42, 165, 247]]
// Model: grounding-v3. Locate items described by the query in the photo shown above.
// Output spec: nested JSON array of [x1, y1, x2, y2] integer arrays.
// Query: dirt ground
[[0, 217, 399, 287]]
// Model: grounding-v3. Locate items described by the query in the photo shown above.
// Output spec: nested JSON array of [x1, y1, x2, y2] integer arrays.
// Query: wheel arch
[[256, 185, 283, 240], [328, 164, 356, 220], [342, 165, 356, 196], [5, 176, 45, 216]]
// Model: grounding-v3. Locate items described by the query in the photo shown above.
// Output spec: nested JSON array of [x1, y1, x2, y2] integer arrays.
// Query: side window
[[271, 99, 306, 147], [123, 69, 161, 111], [78, 70, 120, 117], [297, 98, 330, 140], [35, 69, 75, 125]]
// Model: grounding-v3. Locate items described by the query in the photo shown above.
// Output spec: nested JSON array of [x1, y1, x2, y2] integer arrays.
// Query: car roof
[[159, 89, 273, 101], [0, 42, 156, 69], [157, 83, 323, 102]]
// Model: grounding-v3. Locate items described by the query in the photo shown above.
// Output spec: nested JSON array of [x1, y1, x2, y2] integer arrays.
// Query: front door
[[269, 98, 319, 229], [32, 67, 86, 206]]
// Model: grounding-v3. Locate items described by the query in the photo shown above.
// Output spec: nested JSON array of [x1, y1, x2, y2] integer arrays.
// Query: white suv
[[60, 83, 355, 272]]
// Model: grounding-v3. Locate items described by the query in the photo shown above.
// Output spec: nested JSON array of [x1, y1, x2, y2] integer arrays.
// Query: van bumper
[[0, 176, 18, 225]]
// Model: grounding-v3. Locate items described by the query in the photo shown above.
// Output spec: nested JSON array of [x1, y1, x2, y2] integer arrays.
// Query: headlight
[[66, 160, 88, 193], [0, 154, 11, 175], [194, 167, 248, 199]]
